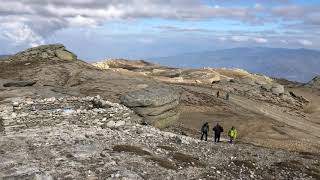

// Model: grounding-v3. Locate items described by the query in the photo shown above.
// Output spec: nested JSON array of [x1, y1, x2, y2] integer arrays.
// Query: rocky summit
[[0, 44, 320, 179], [4, 44, 77, 61]]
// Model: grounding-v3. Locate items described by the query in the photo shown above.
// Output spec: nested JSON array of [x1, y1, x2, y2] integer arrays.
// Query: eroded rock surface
[[121, 85, 181, 128]]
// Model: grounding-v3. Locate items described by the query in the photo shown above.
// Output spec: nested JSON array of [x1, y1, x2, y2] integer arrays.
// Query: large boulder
[[261, 83, 285, 95], [180, 69, 221, 84], [120, 86, 181, 107], [120, 85, 181, 129], [133, 100, 179, 116], [271, 84, 285, 95]]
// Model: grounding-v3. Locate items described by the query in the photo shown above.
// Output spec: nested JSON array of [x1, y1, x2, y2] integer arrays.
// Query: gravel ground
[[1, 96, 319, 179]]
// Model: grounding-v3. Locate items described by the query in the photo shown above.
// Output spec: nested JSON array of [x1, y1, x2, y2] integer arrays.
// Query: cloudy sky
[[0, 0, 320, 60]]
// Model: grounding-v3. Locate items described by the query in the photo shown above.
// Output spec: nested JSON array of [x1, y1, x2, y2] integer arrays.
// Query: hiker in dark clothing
[[226, 93, 230, 100], [216, 91, 220, 98], [200, 122, 209, 141], [212, 123, 224, 143]]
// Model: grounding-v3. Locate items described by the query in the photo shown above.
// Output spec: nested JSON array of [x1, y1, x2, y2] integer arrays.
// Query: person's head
[[205, 122, 208, 125], [231, 126, 235, 130]]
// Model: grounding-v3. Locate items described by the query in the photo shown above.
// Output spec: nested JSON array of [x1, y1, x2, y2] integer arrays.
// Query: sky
[[0, 0, 320, 60]]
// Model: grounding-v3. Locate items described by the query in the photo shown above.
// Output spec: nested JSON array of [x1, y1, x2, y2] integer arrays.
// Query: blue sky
[[0, 0, 320, 60]]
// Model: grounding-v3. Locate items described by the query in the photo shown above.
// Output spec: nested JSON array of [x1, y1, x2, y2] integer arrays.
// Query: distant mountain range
[[151, 47, 320, 82], [0, 55, 9, 59]]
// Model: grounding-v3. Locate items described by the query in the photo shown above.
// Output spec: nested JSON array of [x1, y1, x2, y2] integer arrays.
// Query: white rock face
[[106, 120, 116, 128], [271, 84, 285, 95]]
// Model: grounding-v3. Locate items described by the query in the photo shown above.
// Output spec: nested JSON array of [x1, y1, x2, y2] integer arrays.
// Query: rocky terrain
[[305, 76, 320, 89], [0, 44, 320, 179], [1, 96, 319, 179]]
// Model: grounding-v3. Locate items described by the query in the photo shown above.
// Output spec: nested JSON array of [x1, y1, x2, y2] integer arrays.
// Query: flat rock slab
[[120, 85, 181, 107]]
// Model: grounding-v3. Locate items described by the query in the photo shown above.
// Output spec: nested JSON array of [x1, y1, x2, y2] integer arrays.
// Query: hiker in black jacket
[[200, 122, 209, 141], [212, 123, 224, 143]]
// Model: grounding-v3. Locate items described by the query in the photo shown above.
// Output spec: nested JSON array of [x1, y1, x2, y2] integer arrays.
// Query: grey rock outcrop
[[271, 84, 285, 95], [261, 83, 284, 95], [305, 76, 320, 89], [7, 44, 77, 61], [120, 85, 181, 128]]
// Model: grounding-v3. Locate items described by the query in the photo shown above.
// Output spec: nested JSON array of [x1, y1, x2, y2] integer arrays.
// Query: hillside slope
[[0, 44, 319, 179]]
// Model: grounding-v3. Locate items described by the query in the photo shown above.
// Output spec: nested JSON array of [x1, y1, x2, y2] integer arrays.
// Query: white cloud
[[0, 0, 259, 47], [218, 37, 227, 41], [254, 3, 264, 11], [66, 15, 98, 27], [231, 36, 250, 42], [298, 39, 313, 46], [0, 22, 44, 47], [254, 37, 268, 43], [0, 0, 319, 50]]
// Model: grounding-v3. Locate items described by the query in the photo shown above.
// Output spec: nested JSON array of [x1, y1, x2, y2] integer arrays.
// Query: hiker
[[216, 91, 220, 98], [228, 126, 237, 143], [200, 122, 209, 141], [226, 93, 230, 100], [212, 123, 224, 143]]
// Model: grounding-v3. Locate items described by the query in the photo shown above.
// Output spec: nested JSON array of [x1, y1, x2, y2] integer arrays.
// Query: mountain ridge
[[151, 47, 320, 82]]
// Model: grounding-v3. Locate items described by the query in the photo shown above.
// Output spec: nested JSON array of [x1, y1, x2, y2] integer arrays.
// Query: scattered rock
[[106, 120, 116, 128], [91, 96, 111, 108]]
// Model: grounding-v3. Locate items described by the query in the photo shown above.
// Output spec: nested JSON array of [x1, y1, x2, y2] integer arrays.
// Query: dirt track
[[175, 85, 320, 152], [230, 95, 320, 138]]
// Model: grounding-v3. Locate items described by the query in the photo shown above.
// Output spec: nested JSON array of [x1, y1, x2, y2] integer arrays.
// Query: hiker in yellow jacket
[[228, 126, 237, 143]]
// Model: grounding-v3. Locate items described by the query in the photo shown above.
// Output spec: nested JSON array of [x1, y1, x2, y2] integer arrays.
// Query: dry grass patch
[[113, 145, 151, 156]]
